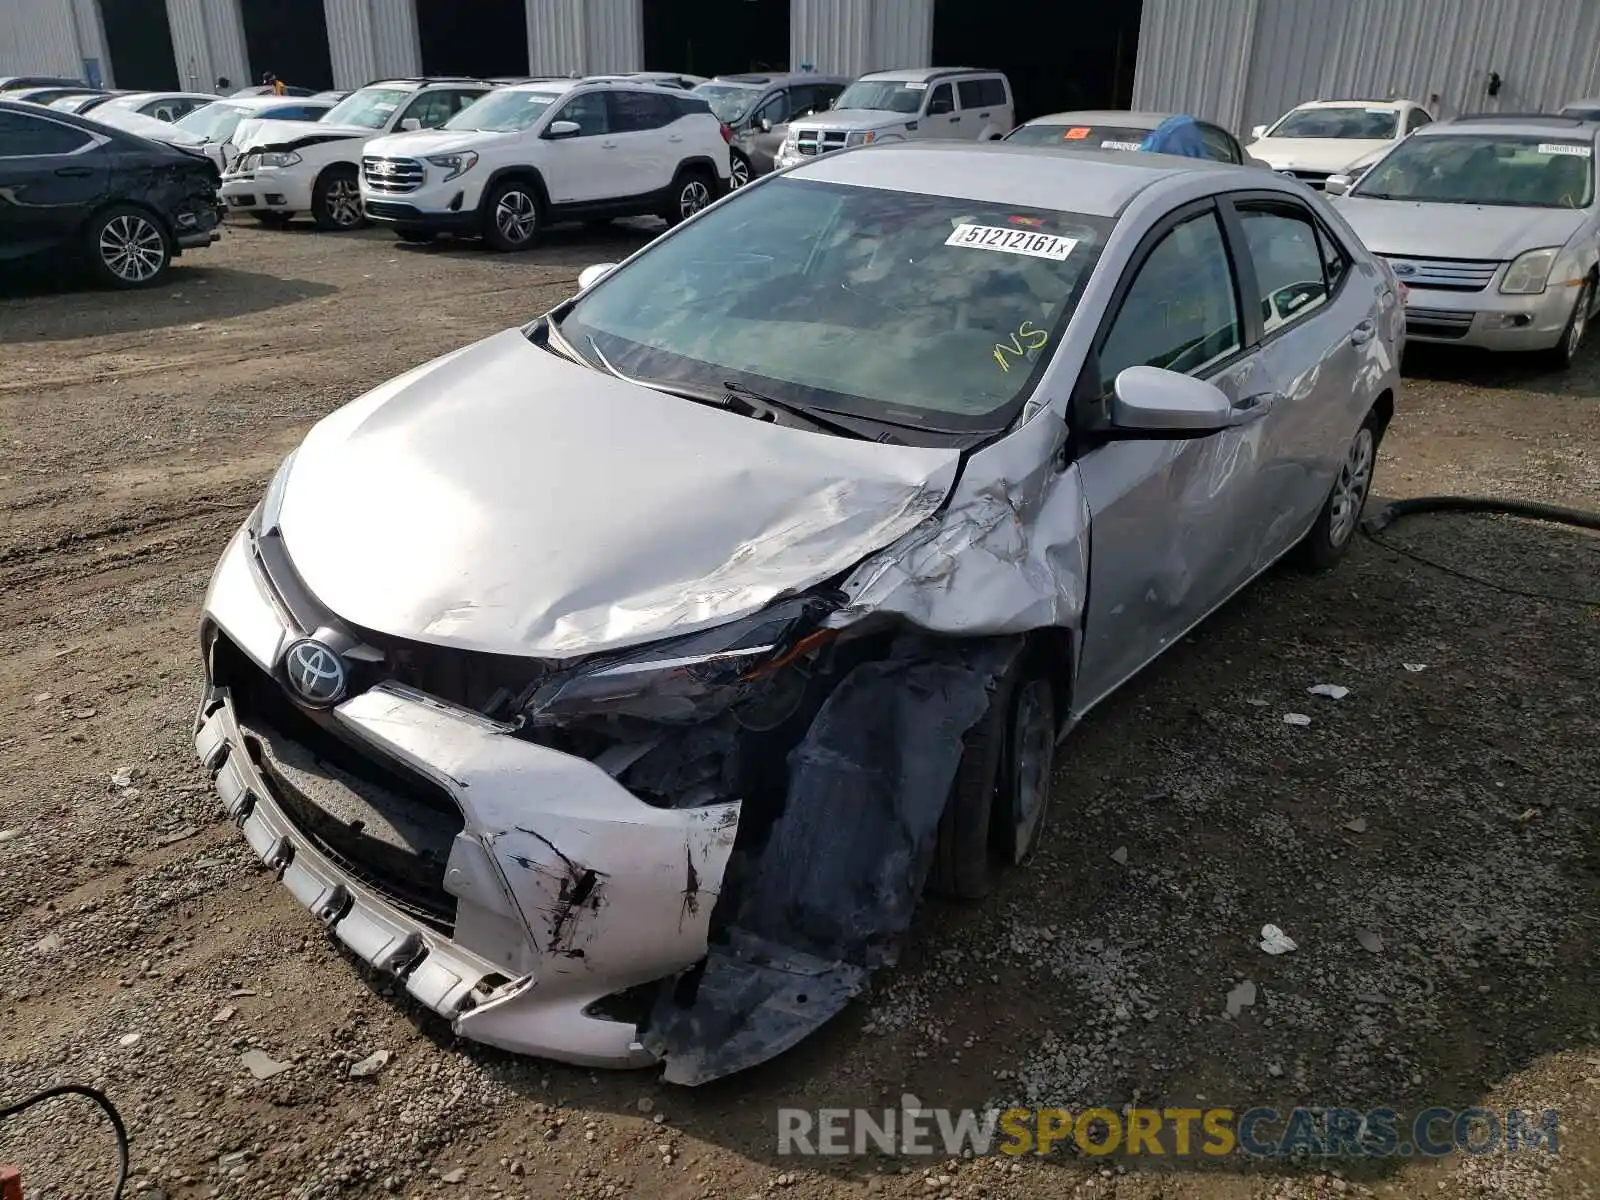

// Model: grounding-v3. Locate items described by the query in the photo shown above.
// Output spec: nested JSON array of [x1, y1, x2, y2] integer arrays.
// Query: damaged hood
[[236, 118, 373, 151], [276, 329, 959, 658]]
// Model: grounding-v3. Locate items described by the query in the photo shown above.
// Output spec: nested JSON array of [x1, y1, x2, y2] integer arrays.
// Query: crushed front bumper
[[220, 170, 314, 215]]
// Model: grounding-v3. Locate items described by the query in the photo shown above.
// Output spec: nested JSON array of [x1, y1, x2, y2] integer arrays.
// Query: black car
[[0, 99, 223, 288]]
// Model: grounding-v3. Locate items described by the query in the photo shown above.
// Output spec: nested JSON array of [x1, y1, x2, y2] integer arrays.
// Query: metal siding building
[[791, 0, 932, 77], [165, 0, 249, 91], [526, 0, 641, 76], [1133, 0, 1600, 132], [324, 0, 419, 87], [0, 0, 97, 78]]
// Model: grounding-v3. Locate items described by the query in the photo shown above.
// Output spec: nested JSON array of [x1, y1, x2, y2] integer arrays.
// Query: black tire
[[929, 656, 1057, 900], [663, 167, 715, 227], [1294, 409, 1382, 571], [311, 165, 364, 231], [481, 178, 542, 251], [729, 151, 751, 189], [1544, 276, 1591, 370], [83, 204, 172, 289], [395, 228, 437, 244], [251, 212, 293, 228]]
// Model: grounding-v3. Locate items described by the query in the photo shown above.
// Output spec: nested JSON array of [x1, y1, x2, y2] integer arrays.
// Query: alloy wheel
[[326, 178, 362, 227], [1006, 678, 1055, 865], [679, 178, 711, 219], [729, 157, 750, 189], [1328, 427, 1375, 548], [98, 213, 165, 283], [495, 190, 537, 243], [1567, 284, 1588, 361]]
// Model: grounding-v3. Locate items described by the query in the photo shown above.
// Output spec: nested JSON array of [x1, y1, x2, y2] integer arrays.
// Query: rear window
[[1005, 122, 1150, 151]]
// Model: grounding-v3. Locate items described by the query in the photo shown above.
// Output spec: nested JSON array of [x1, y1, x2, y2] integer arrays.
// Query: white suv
[[774, 67, 1013, 168], [359, 78, 732, 250], [223, 77, 494, 229]]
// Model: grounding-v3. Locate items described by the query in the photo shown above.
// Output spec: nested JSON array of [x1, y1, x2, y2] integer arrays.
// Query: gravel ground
[[1, 220, 1597, 1200]]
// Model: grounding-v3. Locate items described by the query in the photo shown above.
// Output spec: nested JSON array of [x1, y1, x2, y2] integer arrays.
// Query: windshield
[[174, 101, 250, 140], [1006, 122, 1152, 150], [1353, 135, 1595, 207], [693, 82, 761, 123], [835, 80, 927, 114], [444, 89, 556, 132], [1268, 106, 1398, 139], [557, 178, 1109, 434], [322, 86, 409, 129]]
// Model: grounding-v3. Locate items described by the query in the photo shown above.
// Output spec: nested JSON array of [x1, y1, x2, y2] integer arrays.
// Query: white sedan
[[1246, 98, 1435, 189]]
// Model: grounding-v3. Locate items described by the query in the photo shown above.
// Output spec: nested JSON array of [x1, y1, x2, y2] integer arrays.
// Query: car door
[[605, 89, 675, 197], [540, 90, 621, 203], [924, 82, 960, 139], [0, 109, 110, 259], [746, 87, 793, 173], [1072, 200, 1278, 711], [1223, 193, 1377, 565]]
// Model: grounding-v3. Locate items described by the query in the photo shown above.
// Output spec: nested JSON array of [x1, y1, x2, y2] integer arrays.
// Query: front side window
[[1099, 210, 1242, 386], [1354, 135, 1595, 208], [753, 90, 791, 127], [1236, 204, 1330, 335], [927, 83, 955, 116], [444, 89, 558, 133], [1268, 105, 1399, 140], [834, 79, 927, 114], [400, 91, 452, 128], [549, 91, 609, 136], [322, 86, 411, 129], [557, 177, 1111, 434], [0, 111, 95, 156]]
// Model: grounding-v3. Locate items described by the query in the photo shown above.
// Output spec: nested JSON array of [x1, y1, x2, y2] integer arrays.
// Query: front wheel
[[311, 166, 364, 231], [1544, 277, 1591, 370], [1295, 413, 1380, 570], [84, 204, 172, 288], [929, 658, 1057, 900], [482, 179, 541, 251]]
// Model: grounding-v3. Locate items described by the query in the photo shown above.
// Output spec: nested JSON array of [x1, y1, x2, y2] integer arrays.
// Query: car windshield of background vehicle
[[1006, 122, 1151, 151], [174, 101, 248, 139], [87, 105, 207, 143], [444, 89, 556, 132], [557, 177, 1110, 434], [1269, 106, 1398, 139], [322, 87, 408, 129], [1354, 135, 1595, 208], [692, 83, 761, 124], [834, 80, 926, 114]]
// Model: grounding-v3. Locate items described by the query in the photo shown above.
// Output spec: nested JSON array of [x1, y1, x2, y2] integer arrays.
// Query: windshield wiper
[[584, 337, 874, 440]]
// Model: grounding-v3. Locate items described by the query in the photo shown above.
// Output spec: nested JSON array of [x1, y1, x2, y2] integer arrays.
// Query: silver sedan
[[194, 141, 1402, 1085], [1328, 115, 1600, 367]]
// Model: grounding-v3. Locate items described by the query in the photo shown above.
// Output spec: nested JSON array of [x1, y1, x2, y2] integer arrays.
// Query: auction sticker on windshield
[[1100, 139, 1142, 150], [1538, 142, 1592, 156], [946, 223, 1078, 261]]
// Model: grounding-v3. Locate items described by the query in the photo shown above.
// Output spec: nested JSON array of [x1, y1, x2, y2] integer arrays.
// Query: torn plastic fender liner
[[643, 634, 1023, 1085], [834, 407, 1090, 638]]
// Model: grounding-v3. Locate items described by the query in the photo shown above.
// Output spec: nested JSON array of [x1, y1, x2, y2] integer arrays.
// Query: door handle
[[54, 166, 94, 178], [978, 111, 990, 118], [601, 140, 618, 149], [948, 115, 960, 123], [668, 134, 683, 143], [1350, 318, 1375, 345], [1227, 391, 1281, 425]]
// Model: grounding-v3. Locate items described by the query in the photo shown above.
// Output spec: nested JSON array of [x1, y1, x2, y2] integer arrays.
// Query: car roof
[[858, 66, 997, 83], [785, 139, 1239, 217], [361, 76, 493, 90], [710, 72, 847, 87], [1292, 98, 1410, 110], [101, 90, 217, 107], [1421, 115, 1600, 138], [1022, 110, 1176, 129]]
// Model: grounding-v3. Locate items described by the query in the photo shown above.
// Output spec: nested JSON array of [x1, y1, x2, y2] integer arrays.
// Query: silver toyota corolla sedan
[[1328, 115, 1600, 367], [195, 142, 1402, 1085]]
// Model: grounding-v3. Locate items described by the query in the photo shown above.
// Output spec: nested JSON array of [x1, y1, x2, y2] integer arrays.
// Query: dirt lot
[[1, 222, 1598, 1200]]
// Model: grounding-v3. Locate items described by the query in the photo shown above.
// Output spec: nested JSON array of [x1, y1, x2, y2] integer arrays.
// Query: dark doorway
[[418, 0, 527, 77], [932, 0, 1142, 125], [643, 0, 789, 77], [241, 0, 334, 91], [100, 0, 178, 90]]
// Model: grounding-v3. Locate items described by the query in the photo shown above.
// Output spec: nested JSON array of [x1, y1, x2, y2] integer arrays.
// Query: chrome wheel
[[494, 189, 537, 243], [1007, 678, 1055, 865], [98, 213, 166, 283], [729, 156, 750, 189], [678, 177, 711, 218], [326, 177, 362, 227], [1328, 426, 1375, 548]]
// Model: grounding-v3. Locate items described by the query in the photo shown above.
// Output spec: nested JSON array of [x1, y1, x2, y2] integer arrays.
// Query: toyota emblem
[[283, 638, 348, 705]]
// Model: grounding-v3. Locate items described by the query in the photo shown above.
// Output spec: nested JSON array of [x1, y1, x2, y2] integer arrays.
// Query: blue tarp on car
[[1139, 114, 1209, 158]]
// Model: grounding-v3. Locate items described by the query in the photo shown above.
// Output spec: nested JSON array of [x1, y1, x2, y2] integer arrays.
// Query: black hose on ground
[[1359, 494, 1600, 608], [0, 1084, 129, 1199]]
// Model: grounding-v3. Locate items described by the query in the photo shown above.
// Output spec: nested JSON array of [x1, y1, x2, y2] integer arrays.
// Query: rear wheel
[[930, 657, 1057, 900], [482, 179, 541, 251], [729, 151, 751, 189], [1295, 411, 1379, 570], [84, 204, 172, 289], [311, 165, 364, 231], [663, 167, 714, 227]]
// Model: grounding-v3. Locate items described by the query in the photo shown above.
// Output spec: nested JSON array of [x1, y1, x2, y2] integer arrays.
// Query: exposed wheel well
[[1026, 626, 1076, 731], [82, 198, 172, 243], [314, 160, 358, 190], [480, 169, 550, 213]]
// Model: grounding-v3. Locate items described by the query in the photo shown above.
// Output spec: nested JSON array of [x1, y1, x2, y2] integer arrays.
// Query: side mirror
[[1323, 173, 1353, 196], [760, 117, 773, 133], [1250, 124, 1267, 139], [578, 262, 617, 290], [545, 119, 580, 140], [399, 117, 421, 131], [1111, 366, 1235, 433]]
